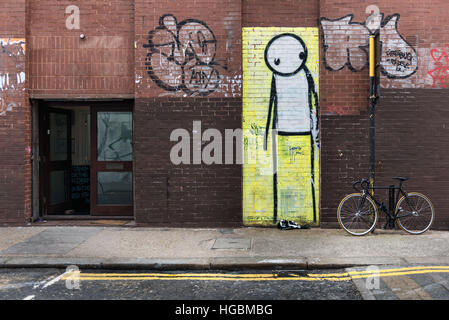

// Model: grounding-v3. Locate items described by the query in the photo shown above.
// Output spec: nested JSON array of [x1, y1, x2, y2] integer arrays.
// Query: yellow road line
[[310, 266, 449, 278], [75, 273, 276, 278], [351, 269, 449, 280], [65, 276, 351, 282], [61, 266, 449, 282]]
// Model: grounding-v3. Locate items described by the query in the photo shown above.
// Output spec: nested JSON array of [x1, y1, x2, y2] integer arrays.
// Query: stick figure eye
[[299, 52, 306, 60], [274, 58, 280, 66]]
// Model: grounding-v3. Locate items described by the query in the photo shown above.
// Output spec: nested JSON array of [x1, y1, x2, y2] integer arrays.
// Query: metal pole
[[369, 34, 376, 195]]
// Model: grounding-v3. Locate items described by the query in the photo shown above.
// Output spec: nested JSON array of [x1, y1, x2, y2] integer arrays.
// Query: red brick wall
[[135, 0, 242, 98], [27, 0, 134, 98], [0, 0, 30, 223], [319, 0, 370, 116], [243, 0, 318, 27], [0, 0, 449, 230]]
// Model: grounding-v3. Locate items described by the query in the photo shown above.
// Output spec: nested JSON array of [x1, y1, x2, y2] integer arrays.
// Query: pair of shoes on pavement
[[277, 219, 311, 230]]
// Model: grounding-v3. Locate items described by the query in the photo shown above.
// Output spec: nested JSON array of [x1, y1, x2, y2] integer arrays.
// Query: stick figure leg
[[310, 135, 317, 223], [272, 129, 278, 223]]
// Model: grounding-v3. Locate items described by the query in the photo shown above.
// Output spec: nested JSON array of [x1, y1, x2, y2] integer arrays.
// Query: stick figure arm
[[264, 76, 276, 151], [306, 68, 319, 147]]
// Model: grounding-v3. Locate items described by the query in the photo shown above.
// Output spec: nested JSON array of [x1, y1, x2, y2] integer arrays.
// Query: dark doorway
[[37, 100, 133, 217], [39, 106, 73, 214]]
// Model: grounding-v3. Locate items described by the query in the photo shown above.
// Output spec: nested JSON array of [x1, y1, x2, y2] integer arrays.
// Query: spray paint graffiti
[[428, 45, 449, 88], [264, 33, 319, 223], [143, 14, 221, 96], [320, 15, 370, 72], [320, 14, 418, 79], [0, 38, 25, 117], [0, 99, 18, 116], [326, 105, 351, 116], [379, 14, 418, 79], [243, 27, 319, 226], [0, 38, 26, 92]]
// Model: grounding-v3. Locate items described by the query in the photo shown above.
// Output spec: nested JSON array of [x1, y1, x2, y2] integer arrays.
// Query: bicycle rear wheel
[[337, 193, 378, 236], [396, 192, 434, 234]]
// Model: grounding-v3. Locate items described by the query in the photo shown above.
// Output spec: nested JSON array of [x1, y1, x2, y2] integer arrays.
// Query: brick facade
[[0, 1, 29, 224], [319, 0, 449, 230], [0, 0, 448, 230], [28, 0, 134, 98], [133, 0, 243, 226]]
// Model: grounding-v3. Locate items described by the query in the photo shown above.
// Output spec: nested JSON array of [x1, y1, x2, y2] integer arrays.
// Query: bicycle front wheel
[[337, 193, 378, 236], [396, 192, 435, 234]]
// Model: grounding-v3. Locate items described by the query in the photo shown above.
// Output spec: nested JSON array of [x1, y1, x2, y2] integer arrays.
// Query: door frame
[[36, 99, 134, 218], [90, 104, 134, 216]]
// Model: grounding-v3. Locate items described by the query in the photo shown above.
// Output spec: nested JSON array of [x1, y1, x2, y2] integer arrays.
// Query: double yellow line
[[310, 266, 449, 281], [61, 266, 449, 282]]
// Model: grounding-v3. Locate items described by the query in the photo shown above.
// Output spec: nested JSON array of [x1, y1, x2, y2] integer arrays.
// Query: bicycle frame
[[353, 179, 415, 229]]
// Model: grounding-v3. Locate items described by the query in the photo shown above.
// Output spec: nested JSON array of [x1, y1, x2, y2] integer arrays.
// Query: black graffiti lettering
[[144, 14, 221, 96], [189, 69, 215, 89], [386, 49, 413, 63]]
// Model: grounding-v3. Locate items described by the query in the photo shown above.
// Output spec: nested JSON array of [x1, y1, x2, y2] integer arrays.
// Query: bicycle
[[337, 177, 435, 236]]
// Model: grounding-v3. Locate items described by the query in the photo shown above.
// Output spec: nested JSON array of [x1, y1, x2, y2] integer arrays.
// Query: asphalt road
[[1, 266, 449, 301], [0, 268, 362, 300]]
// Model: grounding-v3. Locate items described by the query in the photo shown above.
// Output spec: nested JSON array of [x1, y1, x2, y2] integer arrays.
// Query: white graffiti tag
[[320, 13, 418, 79]]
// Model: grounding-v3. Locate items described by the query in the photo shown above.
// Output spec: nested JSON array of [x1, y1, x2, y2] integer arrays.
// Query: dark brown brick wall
[[320, 115, 369, 228], [243, 0, 319, 27], [375, 89, 449, 230], [134, 98, 242, 227]]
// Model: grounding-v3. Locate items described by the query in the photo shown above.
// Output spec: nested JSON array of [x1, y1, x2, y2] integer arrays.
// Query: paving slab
[[212, 238, 251, 249], [0, 227, 103, 255], [404, 256, 449, 265], [66, 228, 231, 258], [0, 227, 47, 252], [308, 256, 405, 269]]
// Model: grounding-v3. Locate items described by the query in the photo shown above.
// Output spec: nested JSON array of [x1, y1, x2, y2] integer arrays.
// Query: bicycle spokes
[[396, 193, 434, 234], [337, 194, 378, 236]]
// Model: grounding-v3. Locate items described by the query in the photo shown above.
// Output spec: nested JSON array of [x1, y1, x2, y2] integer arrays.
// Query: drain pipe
[[369, 33, 378, 195]]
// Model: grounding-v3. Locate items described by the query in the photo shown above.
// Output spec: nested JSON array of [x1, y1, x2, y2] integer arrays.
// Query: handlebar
[[352, 178, 369, 192]]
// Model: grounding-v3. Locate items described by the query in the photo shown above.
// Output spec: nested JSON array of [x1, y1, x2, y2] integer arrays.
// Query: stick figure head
[[264, 33, 308, 76]]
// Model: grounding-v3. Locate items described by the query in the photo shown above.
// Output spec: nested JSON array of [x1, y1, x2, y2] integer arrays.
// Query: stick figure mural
[[243, 28, 319, 226]]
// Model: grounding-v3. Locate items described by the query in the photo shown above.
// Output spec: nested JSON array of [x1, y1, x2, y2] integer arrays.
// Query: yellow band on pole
[[369, 36, 375, 77]]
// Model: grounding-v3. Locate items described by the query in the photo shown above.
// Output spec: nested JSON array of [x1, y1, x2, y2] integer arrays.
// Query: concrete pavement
[[0, 226, 449, 269]]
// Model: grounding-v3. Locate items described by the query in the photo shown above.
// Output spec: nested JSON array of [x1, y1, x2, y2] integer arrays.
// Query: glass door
[[90, 106, 133, 216], [40, 107, 72, 214]]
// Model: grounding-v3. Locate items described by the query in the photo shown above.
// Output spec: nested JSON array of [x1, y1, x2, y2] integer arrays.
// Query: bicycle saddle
[[393, 176, 409, 181]]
